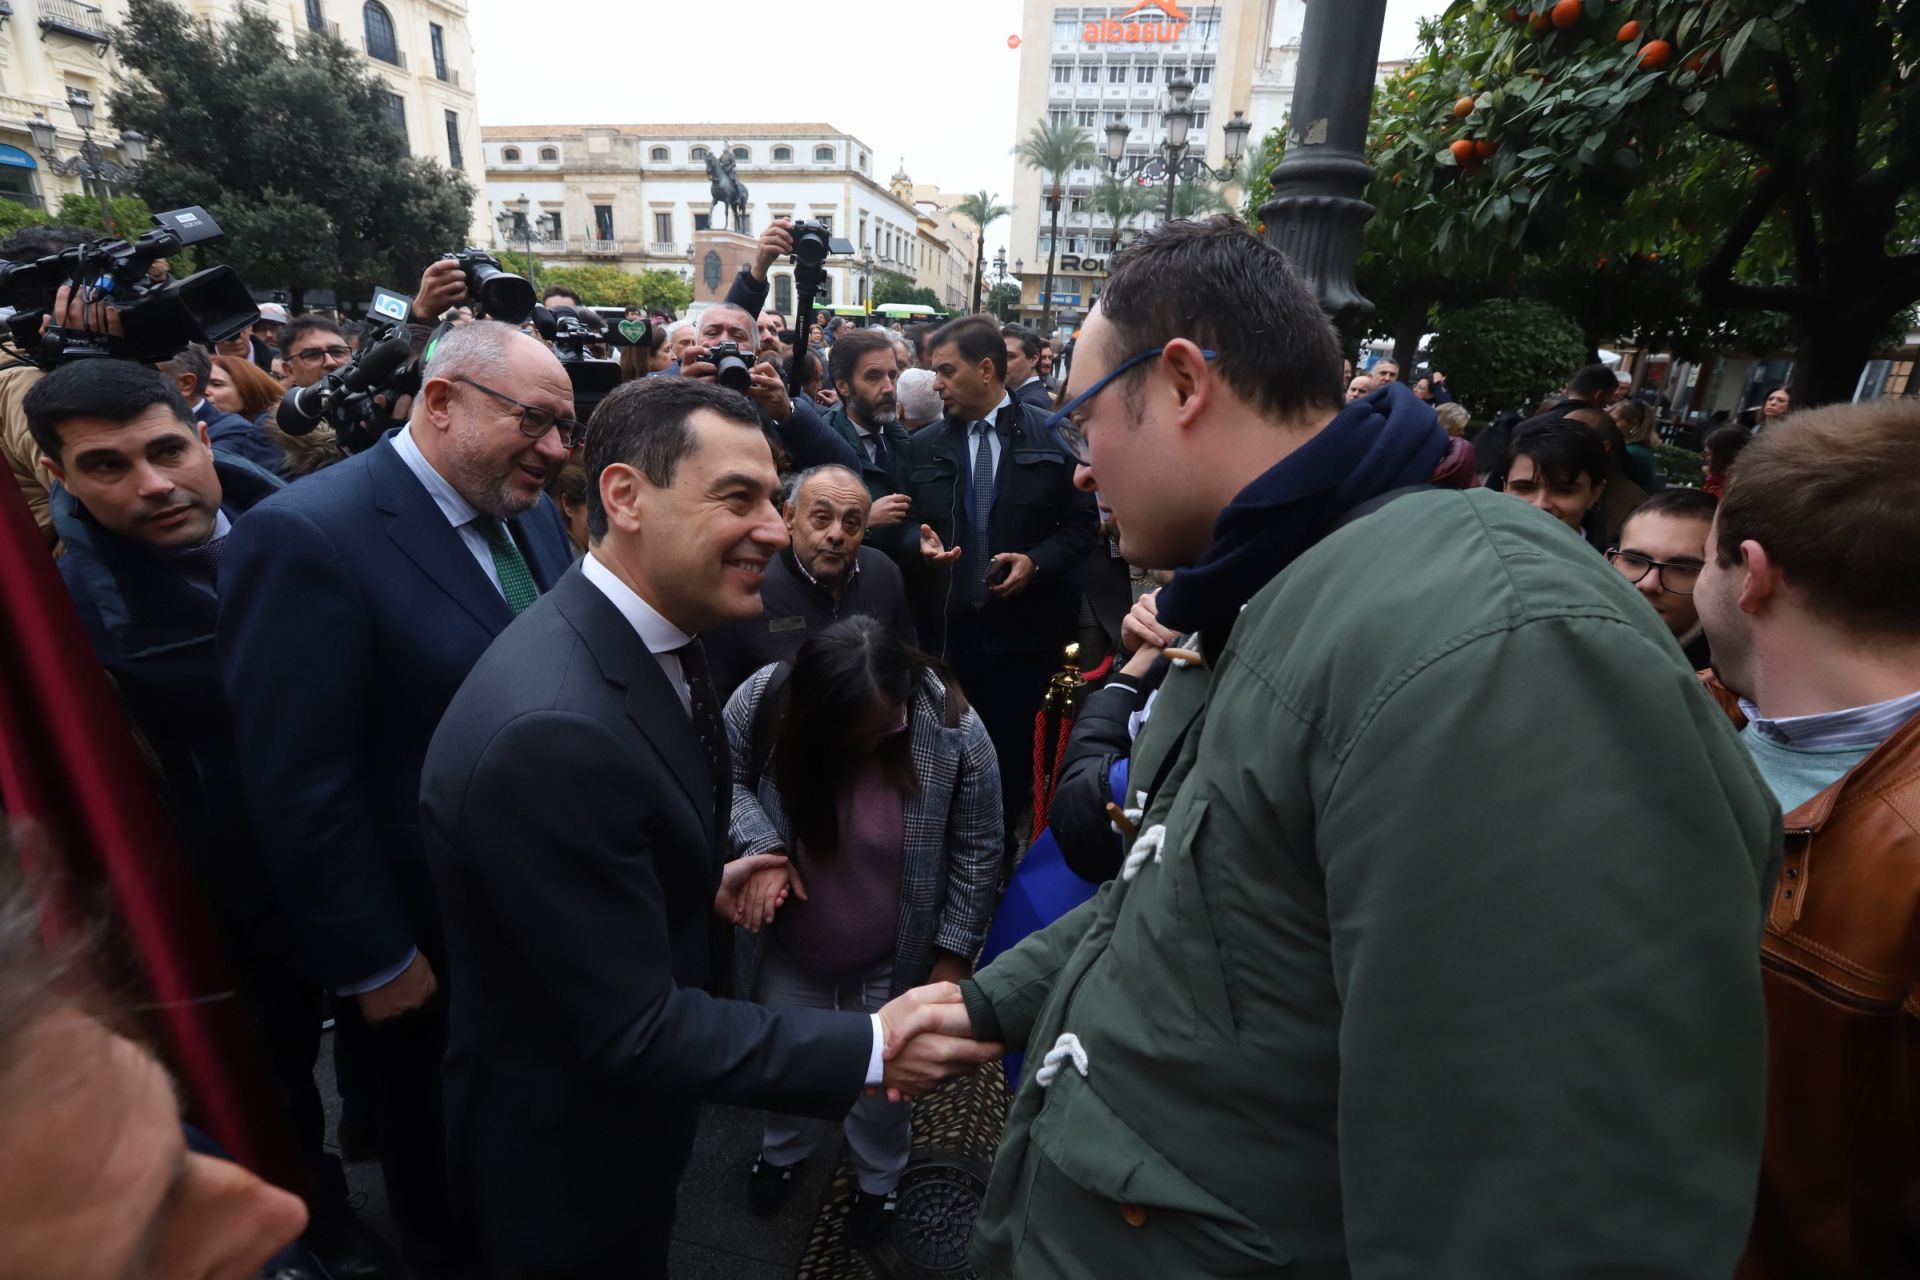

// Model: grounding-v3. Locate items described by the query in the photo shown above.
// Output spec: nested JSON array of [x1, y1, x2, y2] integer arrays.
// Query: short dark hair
[[1623, 487, 1717, 532], [927, 314, 1007, 382], [1001, 324, 1042, 360], [583, 377, 763, 540], [828, 329, 894, 391], [0, 224, 89, 261], [24, 359, 194, 462], [280, 315, 344, 355], [1098, 215, 1341, 423], [1569, 364, 1618, 399], [1714, 399, 1920, 638], [156, 344, 211, 396], [543, 285, 582, 304], [1507, 418, 1606, 488], [1703, 425, 1752, 472]]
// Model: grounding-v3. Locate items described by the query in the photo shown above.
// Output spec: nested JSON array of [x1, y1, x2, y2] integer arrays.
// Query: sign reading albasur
[[1083, 0, 1190, 45]]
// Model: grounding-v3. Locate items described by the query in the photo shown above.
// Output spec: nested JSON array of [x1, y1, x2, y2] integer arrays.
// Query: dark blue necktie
[[969, 421, 996, 606], [173, 534, 227, 594], [871, 430, 888, 468]]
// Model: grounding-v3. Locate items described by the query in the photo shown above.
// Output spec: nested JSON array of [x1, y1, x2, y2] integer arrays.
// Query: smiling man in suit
[[421, 376, 996, 1279], [217, 319, 577, 1278]]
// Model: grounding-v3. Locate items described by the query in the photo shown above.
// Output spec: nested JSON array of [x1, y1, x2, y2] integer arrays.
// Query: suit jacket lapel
[[550, 568, 715, 847], [369, 441, 513, 637]]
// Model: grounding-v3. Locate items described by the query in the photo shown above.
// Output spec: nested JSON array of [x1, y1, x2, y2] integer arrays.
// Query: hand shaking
[[872, 982, 1002, 1103]]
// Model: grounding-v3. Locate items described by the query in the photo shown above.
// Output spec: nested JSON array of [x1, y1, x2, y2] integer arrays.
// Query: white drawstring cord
[[1119, 824, 1166, 882], [1035, 1032, 1089, 1088]]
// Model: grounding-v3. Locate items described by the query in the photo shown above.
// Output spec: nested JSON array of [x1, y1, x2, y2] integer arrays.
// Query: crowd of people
[[0, 208, 1916, 1280]]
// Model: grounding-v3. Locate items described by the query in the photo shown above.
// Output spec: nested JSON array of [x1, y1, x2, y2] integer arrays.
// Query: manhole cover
[[869, 1150, 992, 1279]]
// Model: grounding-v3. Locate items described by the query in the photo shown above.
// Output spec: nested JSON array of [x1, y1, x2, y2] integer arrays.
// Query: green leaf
[[1614, 147, 1642, 169], [1584, 0, 1604, 16], [1682, 89, 1709, 115], [1678, 6, 1702, 45], [1724, 16, 1760, 73]]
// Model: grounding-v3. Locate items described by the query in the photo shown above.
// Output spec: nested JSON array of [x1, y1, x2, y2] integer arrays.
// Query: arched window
[[813, 145, 834, 163], [362, 0, 399, 64], [650, 146, 670, 162], [732, 146, 750, 162], [501, 146, 520, 162], [772, 146, 792, 162], [859, 151, 869, 170], [538, 146, 558, 163], [691, 146, 710, 162]]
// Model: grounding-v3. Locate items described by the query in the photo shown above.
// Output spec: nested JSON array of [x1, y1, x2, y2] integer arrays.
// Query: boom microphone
[[276, 333, 415, 435]]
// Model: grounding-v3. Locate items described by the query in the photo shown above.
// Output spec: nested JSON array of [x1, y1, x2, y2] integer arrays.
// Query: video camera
[[276, 285, 418, 454], [0, 206, 258, 369], [534, 303, 655, 421], [784, 220, 852, 396], [441, 248, 536, 324]]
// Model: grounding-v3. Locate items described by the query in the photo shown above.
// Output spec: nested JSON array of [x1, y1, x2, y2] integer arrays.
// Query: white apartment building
[[481, 123, 974, 318], [0, 0, 489, 239]]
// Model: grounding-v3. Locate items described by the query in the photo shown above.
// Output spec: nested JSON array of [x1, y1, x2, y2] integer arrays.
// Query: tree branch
[[1697, 169, 1816, 311]]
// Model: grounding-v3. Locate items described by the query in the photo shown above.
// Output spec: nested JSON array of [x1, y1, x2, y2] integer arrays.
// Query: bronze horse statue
[[704, 149, 749, 232]]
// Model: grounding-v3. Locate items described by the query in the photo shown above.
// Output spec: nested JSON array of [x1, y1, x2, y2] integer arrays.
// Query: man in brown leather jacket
[[1694, 396, 1920, 1279]]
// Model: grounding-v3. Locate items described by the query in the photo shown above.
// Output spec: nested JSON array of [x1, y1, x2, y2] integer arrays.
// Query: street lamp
[[495, 192, 557, 290], [858, 242, 875, 313], [1259, 0, 1391, 325], [28, 87, 149, 233], [1104, 75, 1252, 223]]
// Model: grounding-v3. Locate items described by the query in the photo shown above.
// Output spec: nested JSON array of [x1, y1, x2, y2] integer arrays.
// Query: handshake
[[715, 853, 1003, 1102]]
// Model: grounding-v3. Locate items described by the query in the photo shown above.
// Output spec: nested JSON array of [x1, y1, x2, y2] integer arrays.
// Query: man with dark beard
[[218, 320, 576, 1278], [821, 329, 912, 534]]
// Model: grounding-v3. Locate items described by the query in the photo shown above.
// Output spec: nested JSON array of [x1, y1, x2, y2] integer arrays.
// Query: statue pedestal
[[692, 229, 759, 305]]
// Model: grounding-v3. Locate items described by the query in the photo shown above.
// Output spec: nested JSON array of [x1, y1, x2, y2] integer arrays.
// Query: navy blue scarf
[[1156, 382, 1447, 637]]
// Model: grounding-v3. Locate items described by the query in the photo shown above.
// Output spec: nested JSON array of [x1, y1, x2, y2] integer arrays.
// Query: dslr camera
[[700, 340, 754, 392], [440, 248, 535, 325], [0, 206, 258, 368]]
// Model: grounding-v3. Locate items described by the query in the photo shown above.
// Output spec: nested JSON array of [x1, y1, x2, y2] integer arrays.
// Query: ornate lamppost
[[1103, 76, 1252, 223], [27, 88, 146, 233], [495, 192, 558, 292], [1258, 0, 1391, 326]]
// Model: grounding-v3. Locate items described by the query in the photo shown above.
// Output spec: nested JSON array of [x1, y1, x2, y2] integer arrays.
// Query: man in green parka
[[916, 218, 1782, 1278]]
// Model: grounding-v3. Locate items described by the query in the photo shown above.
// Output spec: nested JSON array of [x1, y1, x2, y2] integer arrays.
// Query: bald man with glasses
[[217, 319, 575, 1278]]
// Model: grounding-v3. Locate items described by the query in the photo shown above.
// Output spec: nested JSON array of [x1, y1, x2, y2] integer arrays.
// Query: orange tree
[[1366, 0, 1920, 405]]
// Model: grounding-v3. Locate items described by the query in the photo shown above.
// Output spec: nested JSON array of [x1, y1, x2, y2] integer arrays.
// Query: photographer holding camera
[[681, 301, 858, 475]]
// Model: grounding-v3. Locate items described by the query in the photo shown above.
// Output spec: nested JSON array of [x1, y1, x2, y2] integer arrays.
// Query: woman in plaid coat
[[721, 615, 1003, 1238]]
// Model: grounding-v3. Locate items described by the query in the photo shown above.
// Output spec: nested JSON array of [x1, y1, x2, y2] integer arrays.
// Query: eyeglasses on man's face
[[291, 344, 352, 365], [1046, 345, 1218, 466], [1606, 549, 1702, 596], [453, 377, 586, 450]]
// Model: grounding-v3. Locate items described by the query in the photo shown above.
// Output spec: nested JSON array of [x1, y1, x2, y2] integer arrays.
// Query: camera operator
[[682, 303, 859, 475], [0, 223, 95, 546]]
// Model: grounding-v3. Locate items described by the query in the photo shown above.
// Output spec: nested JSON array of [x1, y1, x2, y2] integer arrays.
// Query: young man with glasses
[[216, 319, 575, 1279], [278, 315, 354, 389], [1609, 488, 1719, 670], [915, 217, 1779, 1278]]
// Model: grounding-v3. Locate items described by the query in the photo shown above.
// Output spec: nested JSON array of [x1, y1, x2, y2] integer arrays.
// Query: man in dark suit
[[217, 319, 577, 1277], [819, 330, 912, 506], [28, 360, 393, 1279], [421, 377, 995, 1279], [908, 315, 1099, 851], [1003, 323, 1054, 410], [158, 344, 285, 476]]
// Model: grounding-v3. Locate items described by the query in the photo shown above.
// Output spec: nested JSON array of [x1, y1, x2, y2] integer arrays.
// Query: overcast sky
[[467, 0, 1450, 261]]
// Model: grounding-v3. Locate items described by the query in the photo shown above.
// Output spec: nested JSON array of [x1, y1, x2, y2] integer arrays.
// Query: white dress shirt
[[390, 424, 507, 599], [580, 549, 888, 1085], [968, 392, 1012, 475]]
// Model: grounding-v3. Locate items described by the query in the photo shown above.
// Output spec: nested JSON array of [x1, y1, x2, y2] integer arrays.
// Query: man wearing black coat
[[907, 315, 1099, 850], [28, 360, 391, 1278], [421, 378, 995, 1278], [1003, 323, 1053, 411]]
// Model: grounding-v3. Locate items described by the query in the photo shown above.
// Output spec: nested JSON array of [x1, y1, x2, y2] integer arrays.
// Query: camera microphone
[[276, 333, 414, 435]]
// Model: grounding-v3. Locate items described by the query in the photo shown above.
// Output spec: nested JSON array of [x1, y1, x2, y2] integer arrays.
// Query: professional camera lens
[[791, 226, 829, 270], [713, 349, 752, 392], [469, 260, 536, 325]]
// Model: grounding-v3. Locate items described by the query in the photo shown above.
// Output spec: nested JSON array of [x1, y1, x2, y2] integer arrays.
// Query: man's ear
[[416, 377, 456, 433], [36, 451, 65, 485], [1162, 338, 1212, 427], [172, 372, 198, 402], [1735, 540, 1781, 617], [598, 461, 650, 536], [197, 422, 213, 449]]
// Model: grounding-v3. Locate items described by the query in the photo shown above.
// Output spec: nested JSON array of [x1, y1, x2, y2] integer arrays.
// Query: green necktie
[[482, 518, 538, 615]]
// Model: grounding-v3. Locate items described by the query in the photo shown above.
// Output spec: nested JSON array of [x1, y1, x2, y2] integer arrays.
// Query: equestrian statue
[[704, 148, 750, 232]]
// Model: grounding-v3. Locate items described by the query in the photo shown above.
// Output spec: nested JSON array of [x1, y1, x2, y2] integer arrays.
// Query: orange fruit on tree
[[1506, 6, 1522, 23], [1638, 39, 1674, 71], [1618, 20, 1641, 42], [1449, 138, 1477, 165], [1454, 96, 1476, 118], [1683, 50, 1705, 72], [1530, 12, 1550, 33], [1551, 0, 1582, 30], [1474, 138, 1499, 159]]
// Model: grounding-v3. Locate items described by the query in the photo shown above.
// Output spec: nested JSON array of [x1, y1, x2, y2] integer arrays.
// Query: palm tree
[[952, 190, 1010, 315], [1017, 117, 1096, 332], [1171, 176, 1233, 220], [1089, 175, 1153, 248]]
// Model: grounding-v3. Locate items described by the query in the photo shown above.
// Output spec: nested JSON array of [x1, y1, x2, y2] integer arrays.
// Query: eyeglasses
[[453, 377, 586, 449], [1606, 549, 1701, 596], [1046, 345, 1218, 465], [291, 344, 352, 365]]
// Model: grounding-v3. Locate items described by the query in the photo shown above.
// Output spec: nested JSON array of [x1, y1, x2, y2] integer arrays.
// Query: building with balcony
[[0, 0, 489, 238], [481, 123, 973, 318], [1007, 0, 1269, 333]]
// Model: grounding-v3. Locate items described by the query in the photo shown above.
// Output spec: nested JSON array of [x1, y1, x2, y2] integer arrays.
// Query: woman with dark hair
[[721, 615, 1001, 1240], [1609, 398, 1661, 491], [1702, 424, 1753, 497], [208, 353, 285, 428]]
